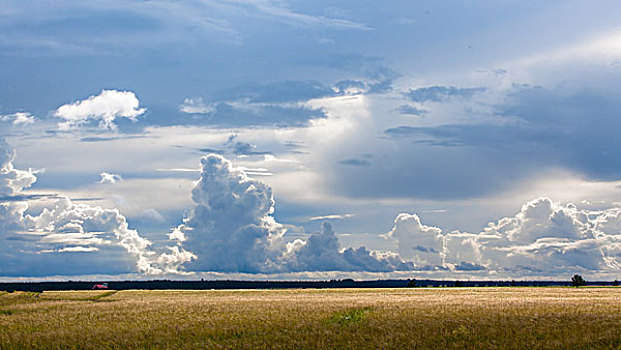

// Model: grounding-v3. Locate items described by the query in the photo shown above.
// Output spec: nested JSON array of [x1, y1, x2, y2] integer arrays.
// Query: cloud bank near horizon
[[0, 139, 193, 277], [0, 140, 411, 276], [389, 198, 621, 276], [2, 138, 620, 278]]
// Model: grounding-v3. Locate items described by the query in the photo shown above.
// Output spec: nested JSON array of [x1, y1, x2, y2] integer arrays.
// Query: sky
[[2, 0, 621, 280]]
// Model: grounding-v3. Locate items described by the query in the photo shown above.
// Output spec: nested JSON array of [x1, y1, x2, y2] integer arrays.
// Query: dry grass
[[1, 287, 620, 349]]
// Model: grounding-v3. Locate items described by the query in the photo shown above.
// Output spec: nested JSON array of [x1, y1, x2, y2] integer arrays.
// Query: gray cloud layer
[[387, 85, 621, 183]]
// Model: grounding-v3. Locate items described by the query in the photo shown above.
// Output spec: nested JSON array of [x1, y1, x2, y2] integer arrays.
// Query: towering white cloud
[[1, 145, 410, 276], [171, 154, 286, 272], [171, 154, 413, 273], [54, 90, 146, 130], [383, 213, 444, 267]]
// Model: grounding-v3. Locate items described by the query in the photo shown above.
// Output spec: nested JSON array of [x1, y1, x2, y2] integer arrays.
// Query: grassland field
[[1, 287, 620, 349]]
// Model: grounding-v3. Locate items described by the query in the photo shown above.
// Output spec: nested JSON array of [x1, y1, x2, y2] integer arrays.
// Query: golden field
[[1, 287, 620, 349]]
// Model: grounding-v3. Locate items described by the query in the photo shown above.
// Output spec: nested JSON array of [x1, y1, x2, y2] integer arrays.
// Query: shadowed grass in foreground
[[0, 287, 620, 349]]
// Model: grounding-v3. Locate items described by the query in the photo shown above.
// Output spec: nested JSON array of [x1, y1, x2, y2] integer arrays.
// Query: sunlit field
[[1, 287, 620, 349]]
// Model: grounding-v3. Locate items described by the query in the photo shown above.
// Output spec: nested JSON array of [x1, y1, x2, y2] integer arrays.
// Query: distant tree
[[407, 279, 417, 288], [454, 280, 463, 287], [613, 280, 619, 287], [510, 280, 517, 287], [571, 274, 587, 287]]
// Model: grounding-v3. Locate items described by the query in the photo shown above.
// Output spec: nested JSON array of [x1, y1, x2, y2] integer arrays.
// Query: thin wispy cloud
[[225, 0, 372, 30], [309, 214, 355, 221]]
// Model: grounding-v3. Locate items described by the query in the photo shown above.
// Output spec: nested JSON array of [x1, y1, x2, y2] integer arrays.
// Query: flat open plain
[[1, 287, 620, 349]]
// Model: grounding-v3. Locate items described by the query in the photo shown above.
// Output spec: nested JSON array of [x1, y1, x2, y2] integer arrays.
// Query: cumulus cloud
[[0, 139, 193, 277], [54, 90, 146, 130], [0, 139, 37, 197], [387, 197, 621, 277], [0, 112, 35, 126], [287, 222, 413, 272], [171, 154, 412, 273], [99, 172, 123, 184], [169, 153, 288, 272], [383, 213, 444, 268]]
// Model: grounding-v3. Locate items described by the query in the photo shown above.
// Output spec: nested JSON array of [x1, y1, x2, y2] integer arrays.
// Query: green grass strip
[[325, 307, 373, 326]]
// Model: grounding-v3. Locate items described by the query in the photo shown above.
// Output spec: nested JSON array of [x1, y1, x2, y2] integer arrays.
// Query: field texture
[[1, 287, 620, 349]]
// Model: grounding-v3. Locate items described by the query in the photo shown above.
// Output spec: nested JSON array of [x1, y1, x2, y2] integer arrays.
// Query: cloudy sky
[[2, 0, 621, 280]]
